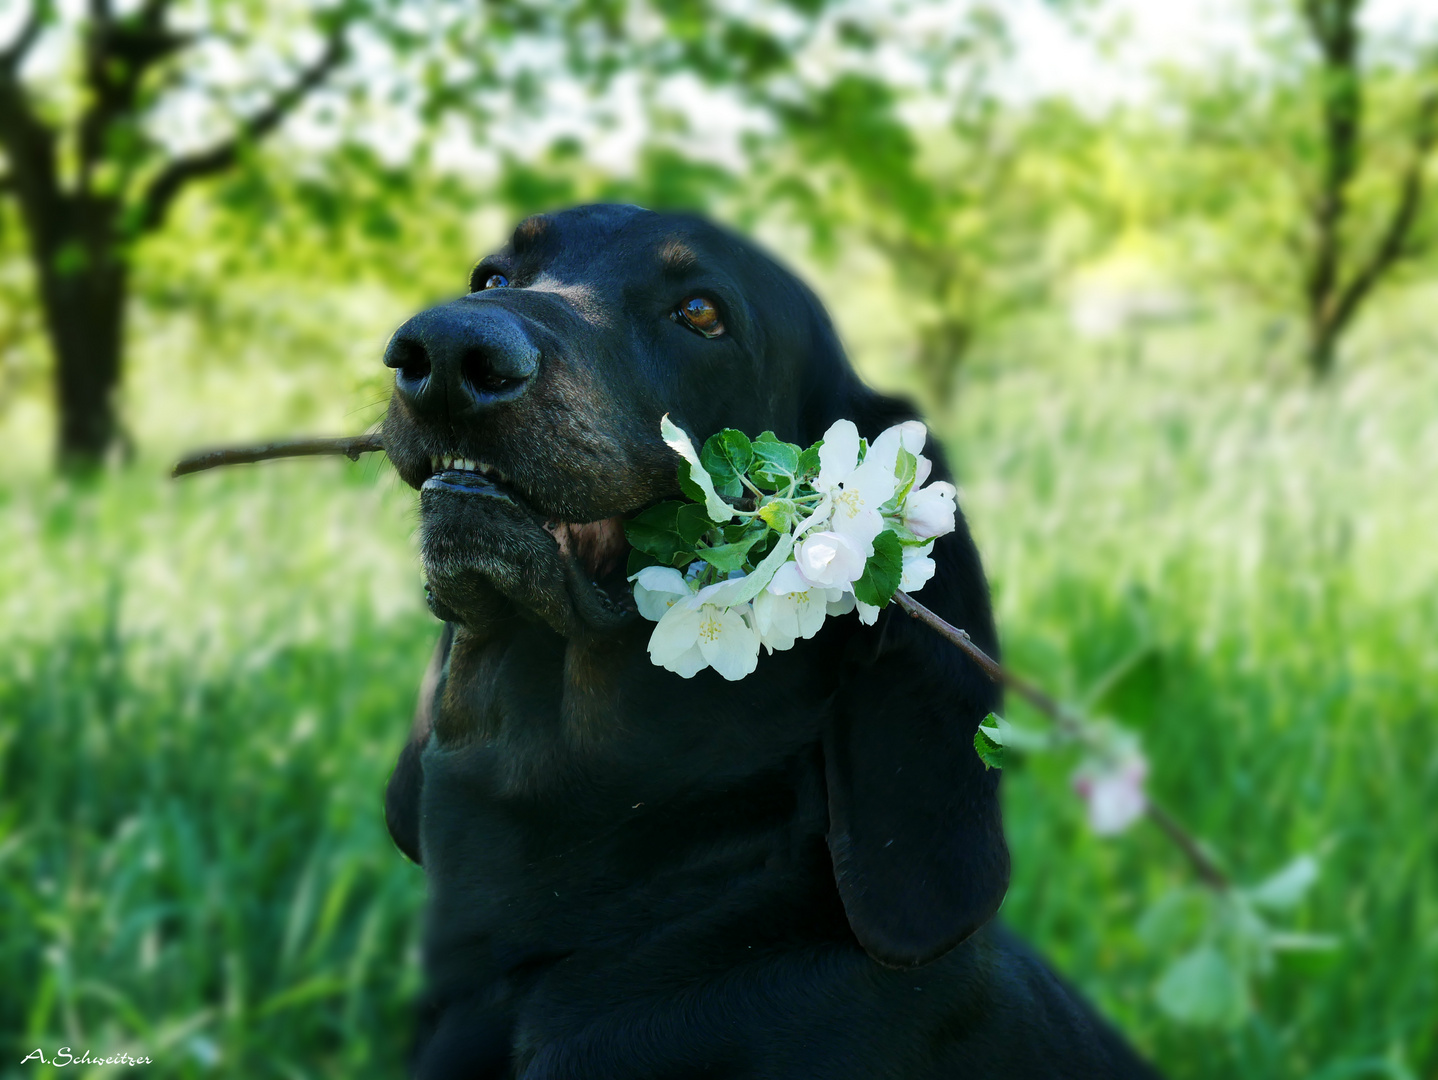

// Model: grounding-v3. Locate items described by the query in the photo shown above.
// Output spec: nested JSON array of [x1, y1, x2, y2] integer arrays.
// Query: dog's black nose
[[384, 300, 539, 417]]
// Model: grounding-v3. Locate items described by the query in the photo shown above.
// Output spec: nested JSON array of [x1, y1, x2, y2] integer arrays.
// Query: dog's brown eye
[[481, 273, 509, 290], [675, 296, 724, 338]]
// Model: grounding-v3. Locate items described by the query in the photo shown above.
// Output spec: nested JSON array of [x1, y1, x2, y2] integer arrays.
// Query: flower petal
[[816, 420, 860, 491], [914, 455, 932, 488], [766, 562, 811, 596], [660, 414, 735, 524], [648, 603, 703, 668], [898, 551, 936, 593], [793, 531, 867, 588], [794, 494, 833, 538], [864, 421, 928, 483], [695, 604, 761, 681], [632, 565, 694, 621], [903, 481, 957, 540], [753, 590, 798, 650], [664, 642, 709, 678], [793, 588, 828, 638]]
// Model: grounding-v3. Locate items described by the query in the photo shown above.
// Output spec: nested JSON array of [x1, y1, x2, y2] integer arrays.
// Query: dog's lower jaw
[[420, 493, 634, 638]]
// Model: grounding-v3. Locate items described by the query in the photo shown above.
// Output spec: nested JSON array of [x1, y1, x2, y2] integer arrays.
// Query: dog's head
[[383, 204, 1009, 968], [383, 204, 854, 637]]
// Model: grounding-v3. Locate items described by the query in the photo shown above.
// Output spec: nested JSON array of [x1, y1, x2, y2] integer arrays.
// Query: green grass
[[1, 287, 1435, 1077], [0, 465, 434, 1078]]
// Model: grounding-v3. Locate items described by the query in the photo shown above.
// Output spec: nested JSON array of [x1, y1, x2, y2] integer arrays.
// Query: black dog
[[381, 204, 1162, 1079]]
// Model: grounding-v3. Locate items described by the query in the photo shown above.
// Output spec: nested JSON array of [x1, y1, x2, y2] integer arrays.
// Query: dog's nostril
[[461, 348, 524, 395], [388, 338, 431, 383]]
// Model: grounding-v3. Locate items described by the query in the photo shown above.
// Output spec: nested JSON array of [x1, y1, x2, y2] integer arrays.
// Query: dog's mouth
[[417, 454, 635, 631], [421, 455, 522, 505]]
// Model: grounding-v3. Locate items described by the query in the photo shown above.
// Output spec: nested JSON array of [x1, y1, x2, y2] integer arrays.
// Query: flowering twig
[[171, 433, 385, 478], [892, 590, 1231, 891]]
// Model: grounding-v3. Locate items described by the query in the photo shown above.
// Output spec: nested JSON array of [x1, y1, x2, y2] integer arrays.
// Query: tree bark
[[1298, 0, 1436, 381], [1, 3, 349, 470], [38, 237, 127, 467], [1305, 322, 1339, 381]]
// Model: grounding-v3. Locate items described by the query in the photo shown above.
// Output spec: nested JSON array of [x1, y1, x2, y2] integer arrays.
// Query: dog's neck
[[418, 619, 849, 991], [431, 617, 836, 805]]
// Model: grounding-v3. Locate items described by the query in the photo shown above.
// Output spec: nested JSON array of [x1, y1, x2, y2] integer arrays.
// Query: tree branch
[[76, 0, 192, 193], [1303, 0, 1364, 334], [892, 590, 1233, 891], [136, 26, 347, 232], [0, 0, 48, 76], [0, 31, 62, 251], [171, 433, 385, 478], [1325, 87, 1438, 337]]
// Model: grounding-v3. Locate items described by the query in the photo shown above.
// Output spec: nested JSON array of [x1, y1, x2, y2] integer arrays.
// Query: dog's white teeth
[[431, 456, 498, 475], [430, 455, 439, 471]]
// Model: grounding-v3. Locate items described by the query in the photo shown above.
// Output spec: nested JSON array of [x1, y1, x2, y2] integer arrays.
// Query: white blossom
[[646, 579, 761, 681], [633, 417, 963, 680], [814, 420, 902, 556], [631, 565, 693, 621], [753, 563, 843, 649], [792, 530, 867, 589], [898, 545, 937, 592], [1072, 748, 1149, 836], [865, 419, 928, 477], [903, 481, 957, 540]]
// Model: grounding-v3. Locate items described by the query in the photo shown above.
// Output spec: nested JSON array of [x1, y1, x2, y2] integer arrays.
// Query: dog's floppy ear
[[786, 287, 1009, 965], [385, 623, 453, 865], [820, 394, 1010, 969]]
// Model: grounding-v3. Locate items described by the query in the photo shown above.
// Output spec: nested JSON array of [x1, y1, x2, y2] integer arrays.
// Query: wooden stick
[[892, 590, 1232, 890], [171, 433, 385, 478]]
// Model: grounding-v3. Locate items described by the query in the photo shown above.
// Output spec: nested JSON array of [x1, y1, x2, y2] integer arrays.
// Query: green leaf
[[1246, 855, 1319, 912], [751, 434, 802, 491], [881, 448, 920, 513], [756, 497, 798, 534], [676, 460, 710, 510], [694, 530, 796, 608], [796, 441, 823, 480], [621, 502, 700, 570], [851, 529, 903, 608], [974, 714, 1004, 770], [623, 501, 699, 562], [1137, 889, 1211, 951], [624, 501, 682, 549], [701, 428, 754, 498], [721, 519, 759, 544], [675, 503, 713, 546], [696, 533, 766, 573], [662, 415, 734, 524], [1154, 947, 1248, 1028]]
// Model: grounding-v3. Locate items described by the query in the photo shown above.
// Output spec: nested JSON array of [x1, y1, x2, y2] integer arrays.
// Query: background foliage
[[1, 0, 1435, 1076]]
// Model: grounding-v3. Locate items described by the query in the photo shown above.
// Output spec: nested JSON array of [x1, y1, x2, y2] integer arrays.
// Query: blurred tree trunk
[[0, 2, 346, 470], [40, 233, 128, 466], [915, 317, 973, 417], [1300, 0, 1436, 380]]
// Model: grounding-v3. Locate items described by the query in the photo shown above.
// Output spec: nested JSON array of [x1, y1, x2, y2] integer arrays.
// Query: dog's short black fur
[[381, 204, 1163, 1079]]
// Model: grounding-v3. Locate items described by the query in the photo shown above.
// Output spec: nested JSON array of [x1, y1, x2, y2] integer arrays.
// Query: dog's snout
[[384, 301, 539, 417]]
